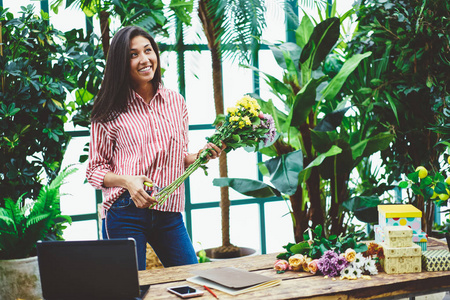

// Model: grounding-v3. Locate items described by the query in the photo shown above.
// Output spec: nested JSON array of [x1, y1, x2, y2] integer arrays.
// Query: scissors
[[144, 182, 165, 196]]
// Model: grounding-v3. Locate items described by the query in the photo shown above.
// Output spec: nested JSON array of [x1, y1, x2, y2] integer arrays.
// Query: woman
[[86, 26, 224, 270]]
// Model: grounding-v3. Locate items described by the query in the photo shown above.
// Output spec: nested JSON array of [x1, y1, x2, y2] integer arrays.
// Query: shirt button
[[156, 167, 162, 170]]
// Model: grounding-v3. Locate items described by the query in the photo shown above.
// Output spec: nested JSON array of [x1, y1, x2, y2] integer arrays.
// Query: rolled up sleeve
[[86, 121, 113, 190]]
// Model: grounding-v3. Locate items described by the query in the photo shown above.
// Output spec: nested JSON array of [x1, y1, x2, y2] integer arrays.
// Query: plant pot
[[198, 247, 257, 261], [0, 256, 42, 300]]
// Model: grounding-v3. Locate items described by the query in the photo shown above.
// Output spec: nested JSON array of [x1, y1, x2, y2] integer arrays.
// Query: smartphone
[[167, 286, 204, 298]]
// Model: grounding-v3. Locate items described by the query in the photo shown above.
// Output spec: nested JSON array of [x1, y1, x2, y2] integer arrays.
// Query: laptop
[[37, 238, 150, 300]]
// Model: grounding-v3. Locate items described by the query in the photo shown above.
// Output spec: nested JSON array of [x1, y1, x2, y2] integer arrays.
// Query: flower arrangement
[[148, 95, 276, 207], [274, 243, 383, 280], [274, 225, 382, 279]]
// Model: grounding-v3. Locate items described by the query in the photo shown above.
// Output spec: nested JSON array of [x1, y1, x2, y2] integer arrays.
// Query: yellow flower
[[344, 248, 356, 262], [302, 256, 312, 272], [239, 121, 245, 129], [288, 254, 305, 271], [227, 107, 238, 116], [230, 116, 240, 123], [243, 116, 251, 126]]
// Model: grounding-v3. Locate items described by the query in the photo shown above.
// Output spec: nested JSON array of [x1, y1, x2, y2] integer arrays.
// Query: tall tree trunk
[[290, 187, 309, 243], [209, 47, 231, 247], [99, 10, 110, 57], [329, 172, 350, 236]]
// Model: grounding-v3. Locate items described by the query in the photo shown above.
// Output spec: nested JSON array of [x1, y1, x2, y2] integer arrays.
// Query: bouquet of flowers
[[149, 95, 276, 208]]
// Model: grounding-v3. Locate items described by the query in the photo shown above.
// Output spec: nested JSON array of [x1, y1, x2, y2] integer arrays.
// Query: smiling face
[[129, 35, 158, 88]]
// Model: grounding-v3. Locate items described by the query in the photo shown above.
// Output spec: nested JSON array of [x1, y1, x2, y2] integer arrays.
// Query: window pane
[[265, 201, 295, 254], [60, 136, 97, 216], [63, 220, 99, 240]]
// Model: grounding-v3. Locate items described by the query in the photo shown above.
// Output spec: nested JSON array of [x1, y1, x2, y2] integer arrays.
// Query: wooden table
[[139, 238, 450, 300]]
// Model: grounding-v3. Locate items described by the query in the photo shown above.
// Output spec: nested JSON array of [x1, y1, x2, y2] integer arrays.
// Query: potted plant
[[0, 167, 77, 300]]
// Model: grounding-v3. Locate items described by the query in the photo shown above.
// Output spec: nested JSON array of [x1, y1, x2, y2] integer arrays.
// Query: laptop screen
[[37, 239, 141, 300]]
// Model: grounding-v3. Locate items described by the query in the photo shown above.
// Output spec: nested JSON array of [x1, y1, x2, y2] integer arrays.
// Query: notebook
[[37, 238, 150, 300], [187, 267, 281, 295]]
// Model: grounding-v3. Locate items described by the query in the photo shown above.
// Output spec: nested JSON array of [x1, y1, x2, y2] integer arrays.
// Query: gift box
[[378, 204, 422, 231], [374, 225, 384, 243], [380, 242, 422, 274], [384, 226, 413, 248], [422, 249, 450, 271]]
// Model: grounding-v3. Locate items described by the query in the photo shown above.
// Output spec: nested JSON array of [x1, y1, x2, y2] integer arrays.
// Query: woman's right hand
[[123, 175, 158, 208]]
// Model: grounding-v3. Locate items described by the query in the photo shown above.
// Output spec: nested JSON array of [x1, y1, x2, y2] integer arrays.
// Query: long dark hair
[[91, 26, 162, 122]]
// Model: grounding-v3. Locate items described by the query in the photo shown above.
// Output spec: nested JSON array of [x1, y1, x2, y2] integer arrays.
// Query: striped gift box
[[422, 249, 450, 271]]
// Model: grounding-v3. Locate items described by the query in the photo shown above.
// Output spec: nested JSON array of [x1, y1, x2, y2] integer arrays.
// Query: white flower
[[352, 253, 366, 269], [364, 259, 378, 275], [352, 267, 363, 278], [341, 266, 353, 277]]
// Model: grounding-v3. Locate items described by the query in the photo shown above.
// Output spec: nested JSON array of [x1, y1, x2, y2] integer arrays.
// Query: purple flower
[[317, 250, 346, 277], [260, 113, 276, 145]]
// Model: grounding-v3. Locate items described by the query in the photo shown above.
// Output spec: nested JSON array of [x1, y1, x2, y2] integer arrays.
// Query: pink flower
[[308, 259, 319, 274], [274, 259, 290, 273]]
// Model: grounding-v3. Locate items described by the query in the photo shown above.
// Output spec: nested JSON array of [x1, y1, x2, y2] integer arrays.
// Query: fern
[[26, 212, 52, 228], [0, 166, 78, 259]]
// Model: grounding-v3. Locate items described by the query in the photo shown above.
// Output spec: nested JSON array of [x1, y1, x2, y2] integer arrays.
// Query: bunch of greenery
[[277, 225, 368, 260], [344, 0, 450, 233], [0, 5, 84, 202], [0, 167, 77, 260]]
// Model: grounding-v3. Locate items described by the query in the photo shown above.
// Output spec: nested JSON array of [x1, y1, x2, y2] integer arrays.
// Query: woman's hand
[[199, 141, 226, 160], [103, 172, 157, 208], [124, 175, 158, 208]]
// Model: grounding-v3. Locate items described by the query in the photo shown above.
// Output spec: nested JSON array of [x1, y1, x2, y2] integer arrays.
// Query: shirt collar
[[130, 83, 166, 104]]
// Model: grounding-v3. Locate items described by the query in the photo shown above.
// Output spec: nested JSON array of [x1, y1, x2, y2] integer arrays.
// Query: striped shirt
[[86, 84, 189, 217]]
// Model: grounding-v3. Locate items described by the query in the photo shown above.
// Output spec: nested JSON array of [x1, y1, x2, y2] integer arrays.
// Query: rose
[[308, 259, 319, 274], [302, 256, 312, 272], [344, 248, 356, 262], [274, 259, 290, 273], [289, 254, 305, 271]]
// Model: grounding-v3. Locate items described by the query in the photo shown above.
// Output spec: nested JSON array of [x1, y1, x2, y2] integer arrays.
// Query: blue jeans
[[102, 191, 198, 270]]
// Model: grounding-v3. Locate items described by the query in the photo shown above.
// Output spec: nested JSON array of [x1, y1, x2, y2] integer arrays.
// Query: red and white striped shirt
[[86, 84, 189, 216]]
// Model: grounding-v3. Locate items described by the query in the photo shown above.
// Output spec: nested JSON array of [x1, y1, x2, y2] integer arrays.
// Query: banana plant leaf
[[295, 15, 314, 48], [298, 145, 342, 182], [299, 17, 340, 70], [212, 178, 281, 198], [320, 52, 372, 102], [269, 42, 301, 71], [286, 76, 328, 129], [351, 132, 395, 161], [342, 195, 382, 223], [264, 150, 303, 196], [314, 107, 350, 132]]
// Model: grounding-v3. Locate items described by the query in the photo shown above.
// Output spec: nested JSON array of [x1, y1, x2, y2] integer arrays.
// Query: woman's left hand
[[200, 141, 226, 160]]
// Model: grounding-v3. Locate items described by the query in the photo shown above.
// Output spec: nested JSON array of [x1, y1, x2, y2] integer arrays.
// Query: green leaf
[[289, 241, 310, 254], [212, 178, 281, 198], [298, 145, 342, 182], [264, 150, 303, 195], [320, 52, 372, 101], [398, 181, 409, 188], [299, 17, 340, 70], [295, 15, 314, 48], [286, 76, 328, 129], [351, 132, 394, 161]]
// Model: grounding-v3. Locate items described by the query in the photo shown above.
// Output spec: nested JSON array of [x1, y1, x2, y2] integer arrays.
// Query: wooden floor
[[139, 238, 450, 300]]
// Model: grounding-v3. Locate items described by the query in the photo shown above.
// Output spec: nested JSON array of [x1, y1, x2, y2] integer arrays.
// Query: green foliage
[[218, 15, 392, 240], [346, 0, 450, 182], [0, 167, 77, 259], [276, 225, 368, 260], [0, 6, 85, 201]]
